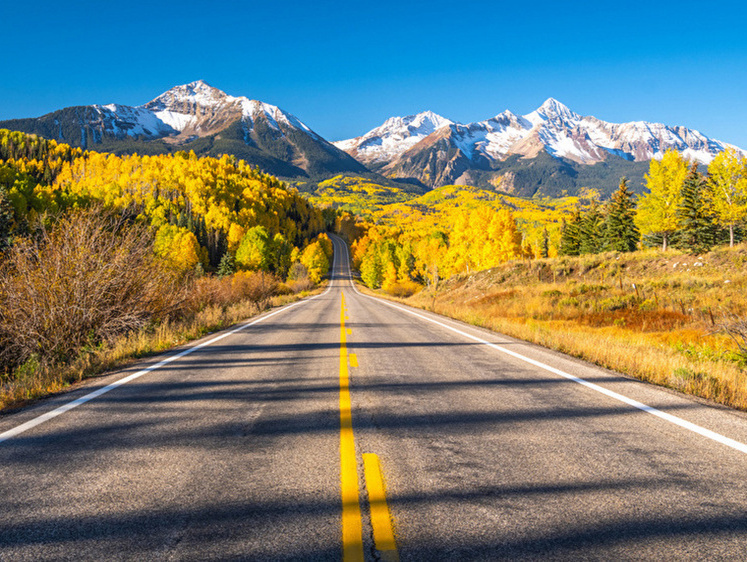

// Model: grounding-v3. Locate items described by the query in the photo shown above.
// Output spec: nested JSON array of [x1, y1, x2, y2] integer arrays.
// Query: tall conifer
[[559, 210, 582, 256], [579, 200, 604, 254], [675, 164, 715, 254], [603, 177, 639, 252], [540, 227, 549, 258]]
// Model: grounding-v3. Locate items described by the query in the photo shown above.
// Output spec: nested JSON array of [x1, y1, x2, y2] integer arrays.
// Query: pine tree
[[540, 227, 549, 258], [217, 253, 235, 278], [603, 177, 639, 252], [579, 200, 604, 254], [271, 233, 293, 279], [675, 163, 716, 254], [559, 210, 582, 256]]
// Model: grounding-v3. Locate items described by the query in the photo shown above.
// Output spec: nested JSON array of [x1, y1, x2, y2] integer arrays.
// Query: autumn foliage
[[0, 132, 338, 404]]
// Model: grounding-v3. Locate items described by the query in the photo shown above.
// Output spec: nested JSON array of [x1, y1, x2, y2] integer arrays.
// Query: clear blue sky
[[2, 0, 746, 146]]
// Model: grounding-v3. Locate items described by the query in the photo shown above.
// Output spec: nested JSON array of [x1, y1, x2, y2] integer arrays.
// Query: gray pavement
[[2, 234, 747, 560]]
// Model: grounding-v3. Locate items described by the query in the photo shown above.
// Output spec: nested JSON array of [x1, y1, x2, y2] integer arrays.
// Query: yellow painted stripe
[[340, 292, 364, 561], [363, 454, 399, 561], [347, 328, 352, 335], [349, 353, 358, 368]]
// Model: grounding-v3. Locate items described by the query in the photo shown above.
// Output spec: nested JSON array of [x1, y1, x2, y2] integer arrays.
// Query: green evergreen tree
[[270, 233, 293, 279], [0, 185, 14, 249], [579, 200, 604, 254], [540, 227, 549, 259], [559, 209, 582, 256], [603, 177, 640, 252], [217, 253, 235, 278], [674, 164, 716, 254]]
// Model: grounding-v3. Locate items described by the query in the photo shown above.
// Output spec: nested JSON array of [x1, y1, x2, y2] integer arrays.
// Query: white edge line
[[0, 244, 339, 445], [335, 236, 747, 456]]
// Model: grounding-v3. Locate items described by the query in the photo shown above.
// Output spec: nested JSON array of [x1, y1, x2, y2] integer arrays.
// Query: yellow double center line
[[340, 292, 364, 561], [339, 291, 399, 561]]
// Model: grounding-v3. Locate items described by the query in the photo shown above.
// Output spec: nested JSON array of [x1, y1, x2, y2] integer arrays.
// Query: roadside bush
[[186, 270, 281, 311], [719, 313, 747, 363], [0, 207, 185, 370], [232, 271, 279, 308], [385, 280, 423, 298], [286, 261, 314, 293]]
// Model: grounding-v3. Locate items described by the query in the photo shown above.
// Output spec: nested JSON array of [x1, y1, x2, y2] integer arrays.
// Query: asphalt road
[[3, 234, 747, 560]]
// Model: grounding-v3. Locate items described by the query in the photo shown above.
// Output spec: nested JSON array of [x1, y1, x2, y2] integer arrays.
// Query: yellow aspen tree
[[382, 261, 398, 293], [708, 148, 747, 247], [300, 241, 329, 284], [488, 209, 522, 263], [636, 149, 689, 251], [227, 223, 246, 252]]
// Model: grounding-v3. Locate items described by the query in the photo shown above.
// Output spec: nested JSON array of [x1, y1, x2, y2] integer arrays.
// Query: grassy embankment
[[0, 282, 322, 412], [372, 245, 747, 410], [0, 285, 321, 412]]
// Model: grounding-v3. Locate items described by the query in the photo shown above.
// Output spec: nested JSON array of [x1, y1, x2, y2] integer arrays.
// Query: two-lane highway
[[3, 235, 747, 560]]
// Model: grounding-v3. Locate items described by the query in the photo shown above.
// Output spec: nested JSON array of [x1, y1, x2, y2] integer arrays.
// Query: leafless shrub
[[718, 311, 747, 362], [0, 206, 185, 369]]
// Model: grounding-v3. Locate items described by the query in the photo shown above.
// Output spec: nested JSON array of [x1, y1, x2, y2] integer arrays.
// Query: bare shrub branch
[[0, 206, 186, 368], [716, 310, 747, 362]]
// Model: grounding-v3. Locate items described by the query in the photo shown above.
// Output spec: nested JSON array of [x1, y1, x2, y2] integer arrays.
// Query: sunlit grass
[[373, 243, 747, 411]]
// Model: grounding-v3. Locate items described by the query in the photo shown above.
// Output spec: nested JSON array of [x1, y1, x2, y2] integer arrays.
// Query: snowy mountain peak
[[145, 80, 230, 111], [378, 111, 453, 135], [335, 97, 747, 187], [332, 110, 454, 163], [410, 110, 454, 131], [236, 98, 317, 138], [188, 79, 212, 89], [487, 110, 531, 129], [525, 98, 581, 126]]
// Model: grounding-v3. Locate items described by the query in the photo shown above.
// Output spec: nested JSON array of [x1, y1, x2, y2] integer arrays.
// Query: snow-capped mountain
[[333, 110, 454, 166], [335, 98, 746, 188], [3, 86, 745, 196], [86, 104, 177, 140], [138, 80, 323, 143], [0, 81, 366, 178]]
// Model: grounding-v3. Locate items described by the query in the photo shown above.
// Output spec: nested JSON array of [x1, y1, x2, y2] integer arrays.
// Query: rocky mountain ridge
[[334, 98, 745, 189], [1, 84, 744, 197]]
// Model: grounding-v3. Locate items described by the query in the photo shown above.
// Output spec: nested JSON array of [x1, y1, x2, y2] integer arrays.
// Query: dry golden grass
[[0, 282, 322, 412], [0, 206, 327, 412], [373, 243, 747, 411]]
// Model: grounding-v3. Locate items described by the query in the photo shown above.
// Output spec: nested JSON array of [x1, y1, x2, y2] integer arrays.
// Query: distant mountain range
[[1, 82, 744, 198], [0, 81, 367, 179], [333, 98, 746, 194]]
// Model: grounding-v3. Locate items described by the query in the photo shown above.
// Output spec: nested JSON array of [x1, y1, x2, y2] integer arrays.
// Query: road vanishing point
[[3, 235, 747, 560]]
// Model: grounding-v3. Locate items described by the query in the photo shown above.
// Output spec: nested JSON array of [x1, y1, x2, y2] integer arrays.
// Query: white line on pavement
[[335, 236, 747, 456], [0, 249, 339, 445]]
